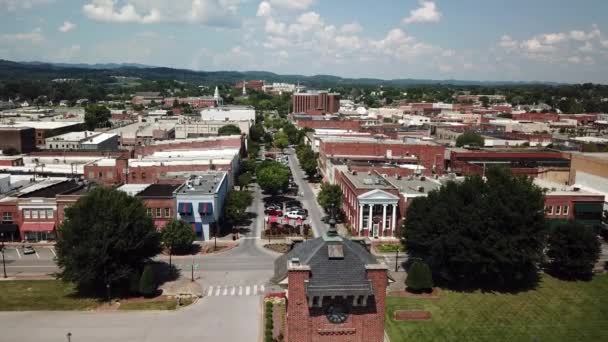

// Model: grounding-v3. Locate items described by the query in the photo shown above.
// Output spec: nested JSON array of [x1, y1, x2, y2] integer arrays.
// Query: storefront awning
[[154, 220, 167, 230], [0, 224, 18, 234], [198, 202, 214, 215], [178, 202, 193, 215], [21, 222, 55, 232]]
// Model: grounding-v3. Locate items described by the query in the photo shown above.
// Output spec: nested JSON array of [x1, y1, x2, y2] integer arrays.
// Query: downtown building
[[292, 91, 340, 115]]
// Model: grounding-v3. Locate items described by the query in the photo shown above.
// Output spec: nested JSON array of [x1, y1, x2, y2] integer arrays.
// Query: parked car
[[284, 211, 306, 220], [266, 209, 283, 217], [264, 205, 282, 214], [23, 244, 35, 255]]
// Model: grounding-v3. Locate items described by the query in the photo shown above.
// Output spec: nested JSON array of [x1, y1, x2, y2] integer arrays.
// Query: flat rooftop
[[342, 171, 393, 189], [1, 121, 83, 130], [117, 184, 151, 196], [137, 184, 180, 198], [174, 172, 227, 195], [385, 175, 442, 195]]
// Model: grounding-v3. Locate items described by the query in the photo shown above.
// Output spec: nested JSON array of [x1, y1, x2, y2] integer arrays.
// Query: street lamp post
[[66, 332, 72, 342], [106, 283, 111, 306], [395, 249, 399, 272], [1, 233, 7, 278]]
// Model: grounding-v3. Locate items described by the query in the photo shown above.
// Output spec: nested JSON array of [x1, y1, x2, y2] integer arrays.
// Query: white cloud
[[256, 1, 271, 17], [579, 41, 593, 53], [601, 40, 608, 48], [0, 0, 53, 11], [403, 1, 441, 24], [82, 0, 241, 26], [0, 28, 45, 44], [521, 38, 555, 53], [498, 35, 517, 49], [540, 32, 567, 45], [264, 17, 286, 35], [340, 22, 362, 34], [59, 21, 76, 33], [269, 0, 314, 11]]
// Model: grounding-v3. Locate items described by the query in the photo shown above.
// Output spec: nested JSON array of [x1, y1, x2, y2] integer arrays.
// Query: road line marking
[[261, 284, 265, 292], [15, 248, 21, 258], [215, 287, 221, 296], [231, 286, 236, 296], [222, 287, 228, 296], [238, 286, 243, 296], [253, 285, 258, 295], [34, 250, 40, 259], [49, 247, 57, 257], [207, 286, 214, 296], [245, 286, 250, 296]]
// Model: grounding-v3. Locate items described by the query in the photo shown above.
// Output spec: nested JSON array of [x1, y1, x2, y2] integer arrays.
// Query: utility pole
[[394, 249, 399, 272], [191, 254, 194, 282], [1, 234, 7, 278]]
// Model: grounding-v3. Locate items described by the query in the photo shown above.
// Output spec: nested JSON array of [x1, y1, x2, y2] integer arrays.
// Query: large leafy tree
[[546, 221, 601, 280], [224, 190, 254, 225], [218, 124, 241, 136], [455, 131, 484, 147], [257, 162, 290, 195], [56, 187, 161, 293], [296, 144, 318, 178], [84, 104, 111, 130], [317, 182, 343, 212], [161, 219, 196, 266], [403, 167, 548, 290], [274, 131, 289, 150]]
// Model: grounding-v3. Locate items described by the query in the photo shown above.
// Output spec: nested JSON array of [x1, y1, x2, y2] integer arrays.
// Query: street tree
[[238, 171, 253, 190], [161, 219, 196, 267], [274, 131, 289, 150], [84, 104, 111, 130], [55, 187, 161, 294], [218, 124, 241, 136], [546, 221, 601, 280], [317, 183, 343, 212], [139, 264, 157, 297], [224, 190, 254, 225], [406, 261, 433, 293], [257, 162, 290, 195], [403, 167, 548, 290], [249, 123, 266, 142], [456, 131, 485, 147]]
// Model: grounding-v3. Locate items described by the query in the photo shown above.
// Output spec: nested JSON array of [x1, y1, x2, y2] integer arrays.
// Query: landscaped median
[[0, 280, 194, 311], [385, 274, 608, 341]]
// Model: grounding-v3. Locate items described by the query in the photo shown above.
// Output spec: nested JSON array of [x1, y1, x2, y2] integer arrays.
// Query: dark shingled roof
[[273, 236, 380, 297], [136, 184, 180, 198]]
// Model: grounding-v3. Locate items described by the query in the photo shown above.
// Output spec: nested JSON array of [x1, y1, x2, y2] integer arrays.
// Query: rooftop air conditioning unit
[[417, 186, 424, 192]]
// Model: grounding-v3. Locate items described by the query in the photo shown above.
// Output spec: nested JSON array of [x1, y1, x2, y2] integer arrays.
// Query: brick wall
[[134, 136, 243, 157], [295, 119, 361, 131], [286, 267, 311, 342]]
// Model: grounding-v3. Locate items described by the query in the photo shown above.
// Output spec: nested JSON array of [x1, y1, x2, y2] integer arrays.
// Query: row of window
[[88, 171, 115, 180], [23, 209, 54, 219], [545, 205, 569, 216], [2, 212, 13, 222], [146, 208, 171, 218]]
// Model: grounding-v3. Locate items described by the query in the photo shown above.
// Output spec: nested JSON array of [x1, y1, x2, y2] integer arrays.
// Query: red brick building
[[235, 80, 265, 91], [162, 97, 217, 109], [295, 117, 362, 131], [292, 91, 340, 115], [0, 127, 36, 153], [274, 227, 388, 342], [135, 184, 180, 230]]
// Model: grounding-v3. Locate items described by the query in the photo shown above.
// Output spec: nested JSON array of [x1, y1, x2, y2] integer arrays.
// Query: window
[[98, 172, 103, 179], [32, 210, 39, 219], [24, 209, 31, 219], [88, 172, 95, 179], [39, 210, 46, 219], [146, 208, 152, 216], [141, 172, 146, 180], [546, 206, 553, 215], [46, 209, 53, 219], [165, 208, 171, 217], [156, 208, 162, 217], [106, 171, 113, 179], [563, 206, 569, 215], [556, 206, 561, 215], [2, 212, 13, 222]]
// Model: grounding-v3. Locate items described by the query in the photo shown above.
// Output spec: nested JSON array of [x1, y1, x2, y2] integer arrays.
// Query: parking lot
[[1, 245, 57, 261]]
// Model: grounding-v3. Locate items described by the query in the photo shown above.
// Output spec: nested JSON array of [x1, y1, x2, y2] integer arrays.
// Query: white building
[[200, 105, 255, 123], [45, 131, 119, 150]]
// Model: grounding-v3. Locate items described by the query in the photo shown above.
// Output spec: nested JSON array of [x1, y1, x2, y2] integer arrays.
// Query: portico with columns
[[356, 189, 399, 238]]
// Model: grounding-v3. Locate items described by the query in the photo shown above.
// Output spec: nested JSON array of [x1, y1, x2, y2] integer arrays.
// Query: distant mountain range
[[0, 59, 563, 87]]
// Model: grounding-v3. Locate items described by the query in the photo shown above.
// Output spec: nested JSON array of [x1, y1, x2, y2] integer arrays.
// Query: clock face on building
[[326, 304, 349, 324]]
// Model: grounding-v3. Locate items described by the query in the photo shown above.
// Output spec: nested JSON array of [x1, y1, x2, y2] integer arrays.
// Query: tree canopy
[[161, 219, 195, 257], [403, 167, 548, 290], [55, 187, 161, 293], [296, 144, 318, 178], [224, 190, 253, 225], [317, 182, 343, 212], [406, 260, 433, 293], [256, 161, 290, 195], [84, 104, 111, 130], [218, 124, 241, 136], [546, 221, 601, 280], [456, 131, 485, 147]]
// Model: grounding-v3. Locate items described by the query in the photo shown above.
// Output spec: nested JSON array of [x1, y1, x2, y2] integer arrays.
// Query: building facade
[[292, 91, 340, 115]]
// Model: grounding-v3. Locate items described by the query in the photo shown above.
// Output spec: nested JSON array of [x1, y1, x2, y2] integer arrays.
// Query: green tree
[[403, 167, 548, 290], [240, 159, 257, 175], [249, 123, 265, 142], [161, 219, 195, 267], [2, 147, 20, 155], [238, 171, 253, 190], [84, 104, 111, 130], [456, 131, 485, 147], [257, 162, 290, 195], [479, 96, 490, 108], [546, 221, 601, 280], [317, 182, 343, 212], [224, 190, 254, 225], [139, 264, 157, 297], [406, 261, 433, 293], [300, 156, 318, 178], [218, 124, 241, 136], [55, 187, 161, 293], [274, 131, 289, 150]]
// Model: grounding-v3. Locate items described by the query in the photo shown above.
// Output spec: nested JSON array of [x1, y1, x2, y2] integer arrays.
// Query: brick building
[[273, 225, 388, 342], [294, 116, 362, 131], [292, 91, 340, 115], [162, 97, 217, 109], [0, 127, 36, 153], [234, 80, 265, 91]]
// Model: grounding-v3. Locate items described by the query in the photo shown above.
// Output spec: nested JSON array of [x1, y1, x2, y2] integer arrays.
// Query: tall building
[[292, 91, 340, 115]]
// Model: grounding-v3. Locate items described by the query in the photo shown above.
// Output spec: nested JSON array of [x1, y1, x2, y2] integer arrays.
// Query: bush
[[139, 265, 157, 297], [128, 271, 141, 295], [546, 221, 601, 280], [406, 261, 433, 293]]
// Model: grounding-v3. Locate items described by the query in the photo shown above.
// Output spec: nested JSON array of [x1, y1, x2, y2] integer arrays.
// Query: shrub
[[128, 271, 141, 295], [139, 265, 157, 297], [406, 261, 433, 293], [546, 221, 601, 280]]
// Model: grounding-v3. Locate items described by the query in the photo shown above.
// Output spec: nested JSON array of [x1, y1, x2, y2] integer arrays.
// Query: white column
[[382, 204, 387, 237], [358, 204, 364, 234], [391, 204, 397, 236], [367, 204, 373, 232]]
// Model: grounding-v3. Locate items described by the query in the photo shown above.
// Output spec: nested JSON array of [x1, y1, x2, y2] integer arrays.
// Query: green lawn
[[386, 274, 608, 342], [0, 280, 99, 311], [118, 297, 193, 311], [375, 244, 405, 253]]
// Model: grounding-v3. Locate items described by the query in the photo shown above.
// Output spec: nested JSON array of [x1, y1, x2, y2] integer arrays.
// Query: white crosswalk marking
[[261, 284, 265, 292], [207, 286, 214, 296], [222, 287, 228, 296], [245, 286, 250, 296], [205, 284, 268, 297], [238, 286, 243, 296], [215, 287, 221, 296], [231, 286, 236, 296], [253, 285, 258, 295]]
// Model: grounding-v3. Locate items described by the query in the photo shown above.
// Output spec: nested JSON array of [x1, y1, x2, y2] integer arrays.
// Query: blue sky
[[1, 0, 607, 83]]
